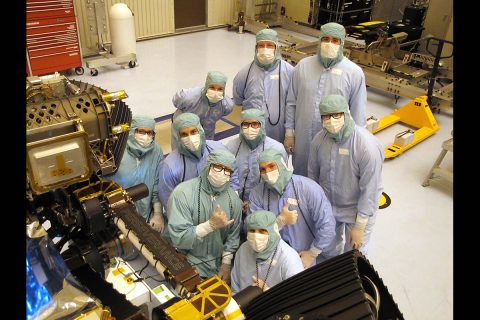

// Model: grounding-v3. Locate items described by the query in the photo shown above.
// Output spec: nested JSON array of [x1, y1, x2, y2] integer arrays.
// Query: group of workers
[[110, 22, 384, 294]]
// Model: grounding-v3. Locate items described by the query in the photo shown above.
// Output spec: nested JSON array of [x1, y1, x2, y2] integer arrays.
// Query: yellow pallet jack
[[367, 96, 440, 159]]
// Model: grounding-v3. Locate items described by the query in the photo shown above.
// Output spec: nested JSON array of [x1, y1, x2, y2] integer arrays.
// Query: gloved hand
[[299, 250, 317, 269], [284, 136, 295, 155], [349, 214, 368, 250], [218, 263, 231, 284], [149, 212, 165, 233], [209, 205, 234, 229], [349, 227, 364, 249], [277, 203, 298, 228], [252, 276, 270, 292]]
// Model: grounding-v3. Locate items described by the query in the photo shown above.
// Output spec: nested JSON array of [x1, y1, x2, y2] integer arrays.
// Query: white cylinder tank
[[109, 3, 136, 57]]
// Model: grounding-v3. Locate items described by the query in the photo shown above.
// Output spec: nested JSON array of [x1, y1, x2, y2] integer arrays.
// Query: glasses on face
[[211, 163, 233, 176], [241, 121, 261, 129], [321, 112, 344, 121], [135, 128, 155, 136], [179, 128, 199, 138], [321, 36, 341, 45]]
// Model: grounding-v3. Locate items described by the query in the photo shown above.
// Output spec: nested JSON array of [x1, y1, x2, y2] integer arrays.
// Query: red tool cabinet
[[26, 0, 84, 76]]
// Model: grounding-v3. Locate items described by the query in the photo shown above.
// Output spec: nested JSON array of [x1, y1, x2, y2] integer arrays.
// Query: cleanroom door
[[174, 0, 206, 29]]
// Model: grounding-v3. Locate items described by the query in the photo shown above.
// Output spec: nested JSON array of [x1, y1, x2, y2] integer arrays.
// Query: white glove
[[349, 214, 368, 249], [276, 203, 298, 229], [299, 246, 321, 269], [149, 212, 165, 233], [196, 205, 234, 238], [252, 276, 270, 291], [284, 129, 295, 155]]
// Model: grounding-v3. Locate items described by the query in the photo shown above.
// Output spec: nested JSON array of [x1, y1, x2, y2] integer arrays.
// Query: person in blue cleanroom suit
[[166, 149, 242, 281], [230, 210, 304, 294], [158, 113, 238, 213], [226, 109, 287, 212], [233, 28, 294, 144], [172, 71, 233, 141], [284, 22, 367, 176], [308, 94, 384, 260], [248, 149, 336, 268], [110, 115, 165, 232]]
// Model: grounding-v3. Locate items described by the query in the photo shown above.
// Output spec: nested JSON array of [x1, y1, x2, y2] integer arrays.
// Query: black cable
[[181, 154, 186, 182], [137, 259, 150, 276], [243, 60, 282, 127], [291, 179, 315, 239], [235, 140, 243, 157], [266, 60, 281, 126], [189, 252, 235, 267]]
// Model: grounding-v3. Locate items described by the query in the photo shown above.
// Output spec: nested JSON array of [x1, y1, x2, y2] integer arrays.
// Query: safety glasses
[[321, 112, 344, 120], [135, 128, 155, 137], [241, 121, 261, 129], [211, 163, 233, 176]]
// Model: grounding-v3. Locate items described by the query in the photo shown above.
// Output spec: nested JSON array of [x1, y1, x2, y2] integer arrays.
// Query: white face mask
[[134, 132, 153, 148], [320, 42, 340, 59], [206, 89, 224, 104], [242, 127, 261, 140], [208, 167, 230, 188], [180, 133, 201, 151], [247, 232, 269, 252], [261, 169, 279, 185], [323, 115, 345, 134], [256, 47, 275, 65]]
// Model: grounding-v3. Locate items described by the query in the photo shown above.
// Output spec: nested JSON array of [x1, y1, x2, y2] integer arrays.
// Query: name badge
[[331, 68, 342, 75], [339, 148, 349, 155], [270, 74, 279, 80], [287, 198, 298, 206]]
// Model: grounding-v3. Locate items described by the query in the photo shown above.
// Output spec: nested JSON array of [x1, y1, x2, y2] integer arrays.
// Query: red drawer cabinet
[[26, 0, 84, 76]]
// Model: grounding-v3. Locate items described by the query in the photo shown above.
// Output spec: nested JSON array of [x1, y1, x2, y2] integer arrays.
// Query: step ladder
[[422, 136, 453, 187]]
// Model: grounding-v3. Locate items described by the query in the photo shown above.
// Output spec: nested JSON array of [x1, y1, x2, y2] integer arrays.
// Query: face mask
[[208, 167, 230, 188], [180, 133, 201, 151], [247, 232, 269, 252], [134, 132, 153, 148], [323, 115, 345, 134], [242, 127, 261, 140], [206, 89, 223, 104], [320, 42, 340, 59], [261, 169, 279, 185], [256, 47, 275, 65]]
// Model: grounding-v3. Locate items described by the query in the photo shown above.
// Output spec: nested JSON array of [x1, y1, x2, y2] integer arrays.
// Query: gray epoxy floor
[[70, 28, 453, 320]]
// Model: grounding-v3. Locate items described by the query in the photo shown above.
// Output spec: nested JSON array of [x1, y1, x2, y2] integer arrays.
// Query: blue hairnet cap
[[319, 94, 350, 115], [173, 112, 202, 132], [205, 71, 228, 88], [256, 29, 278, 44], [246, 210, 281, 260], [241, 109, 265, 126], [206, 149, 236, 171], [319, 22, 346, 43], [131, 115, 156, 131], [246, 210, 276, 231]]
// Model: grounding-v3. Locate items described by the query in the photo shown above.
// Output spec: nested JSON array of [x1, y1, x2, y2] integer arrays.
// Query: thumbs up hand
[[278, 202, 298, 225], [209, 205, 234, 229]]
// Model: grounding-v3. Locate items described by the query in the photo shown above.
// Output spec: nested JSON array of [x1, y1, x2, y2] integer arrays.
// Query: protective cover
[[26, 235, 97, 320]]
